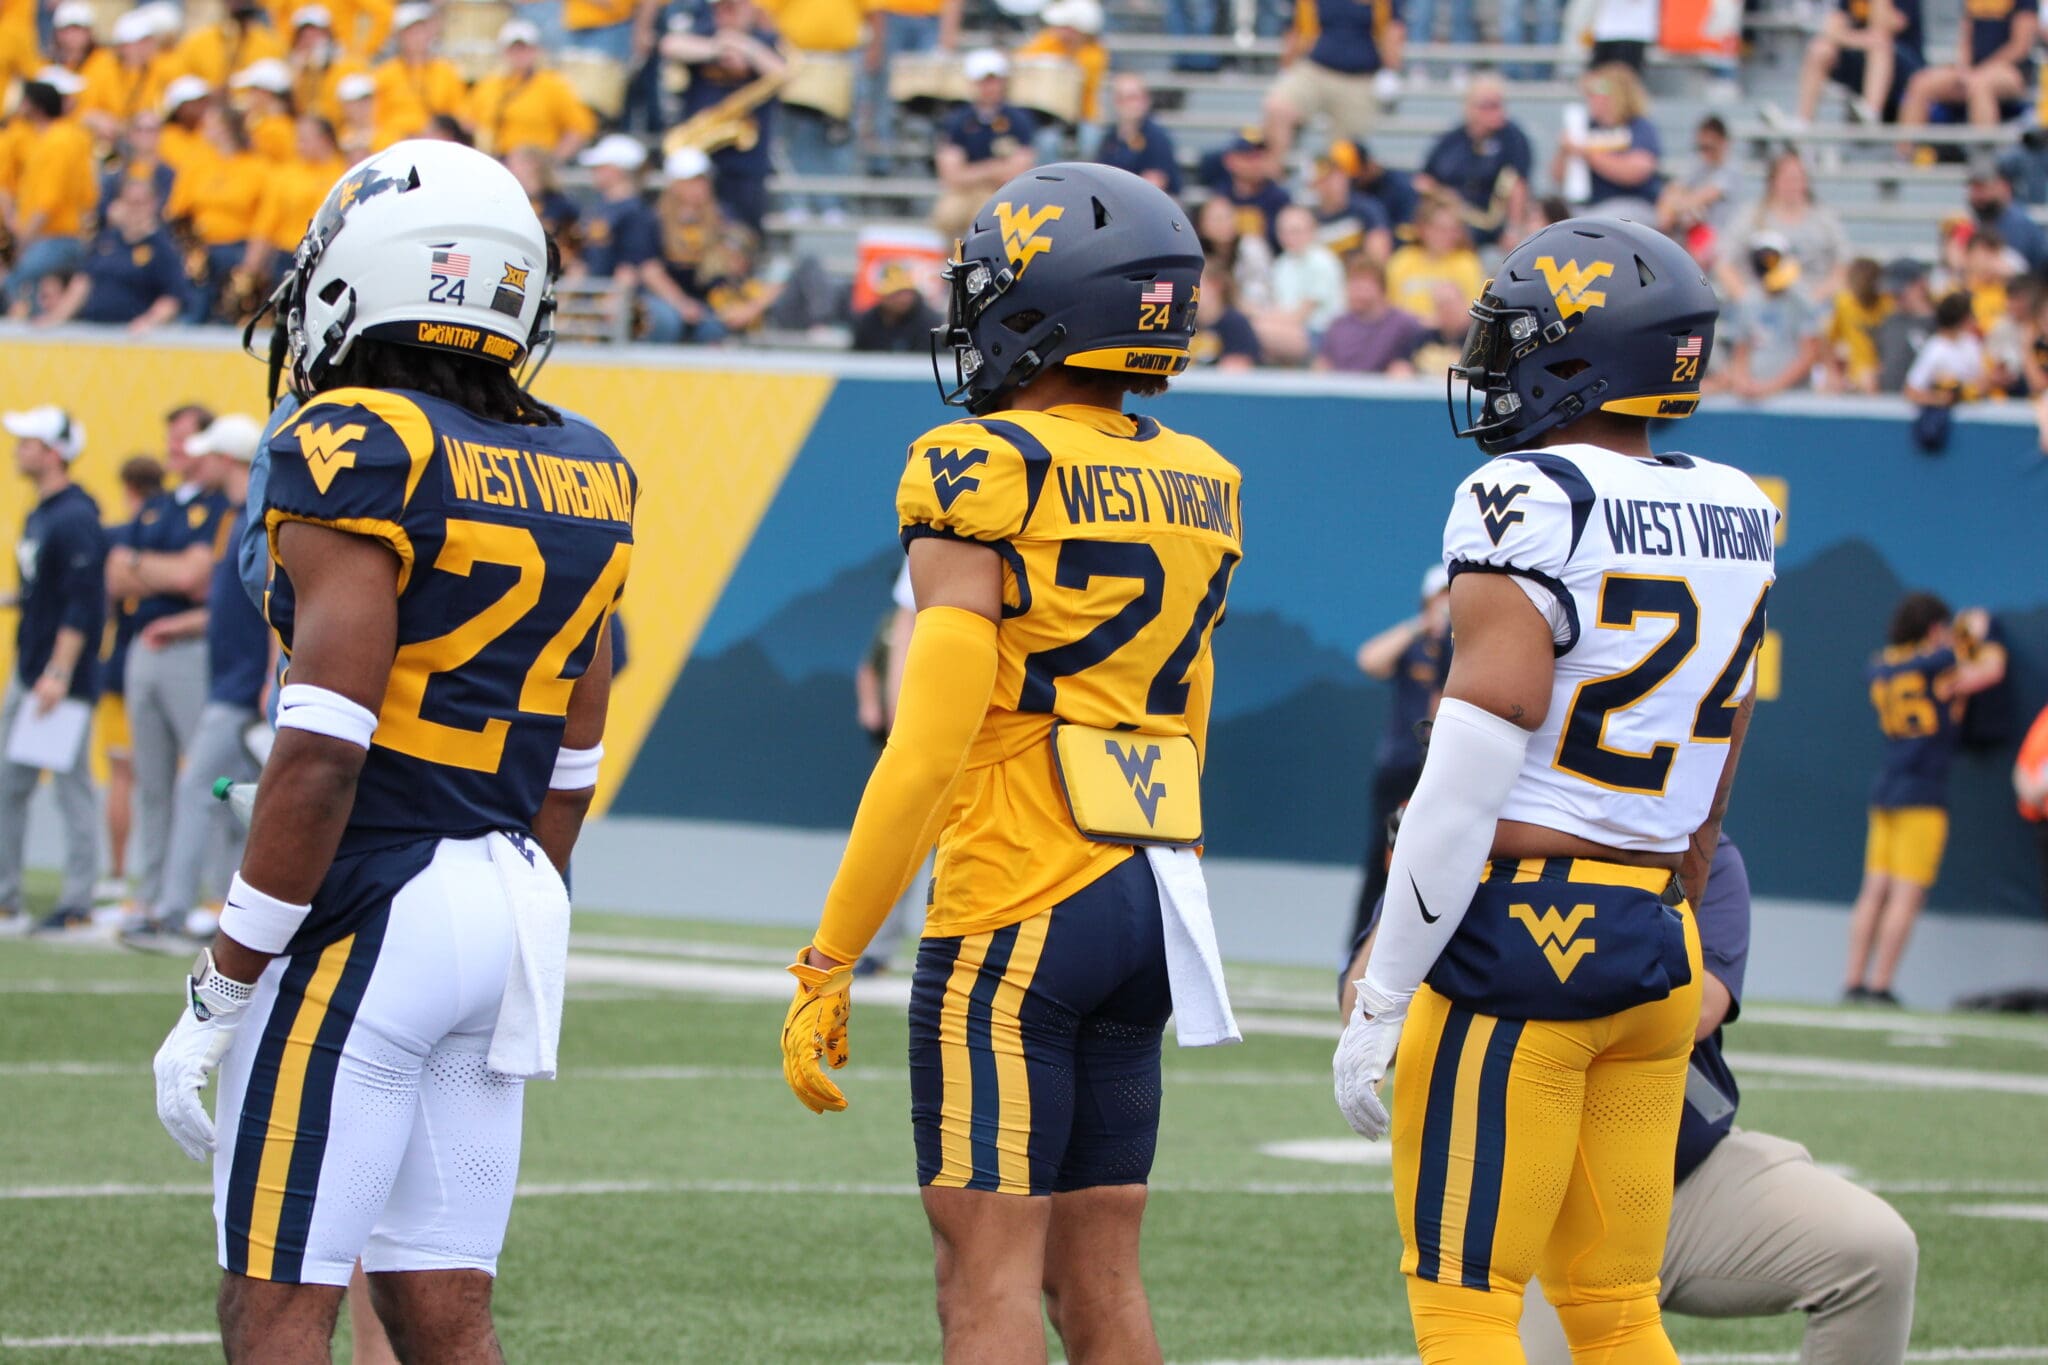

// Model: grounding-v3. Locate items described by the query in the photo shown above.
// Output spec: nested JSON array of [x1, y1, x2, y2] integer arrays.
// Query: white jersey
[[1442, 441, 1778, 853]]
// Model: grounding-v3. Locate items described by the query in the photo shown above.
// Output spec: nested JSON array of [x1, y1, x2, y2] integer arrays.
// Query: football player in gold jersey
[[781, 164, 1243, 1364]]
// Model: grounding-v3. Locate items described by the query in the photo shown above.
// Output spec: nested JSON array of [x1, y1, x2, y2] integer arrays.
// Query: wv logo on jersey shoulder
[[994, 202, 1064, 277], [1534, 256, 1613, 320], [1105, 740, 1167, 826], [925, 446, 990, 512], [1470, 481, 1530, 545], [1509, 902, 1597, 982], [296, 421, 368, 495]]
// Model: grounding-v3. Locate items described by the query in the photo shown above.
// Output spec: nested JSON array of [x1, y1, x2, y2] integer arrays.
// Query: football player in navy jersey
[[150, 140, 634, 1363], [1845, 593, 2005, 1004]]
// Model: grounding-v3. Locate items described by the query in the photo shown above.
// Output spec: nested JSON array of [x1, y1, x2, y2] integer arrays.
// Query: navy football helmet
[[1449, 217, 1718, 455], [933, 162, 1204, 414]]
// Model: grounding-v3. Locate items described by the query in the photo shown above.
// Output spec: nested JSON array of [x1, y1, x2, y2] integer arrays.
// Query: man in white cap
[[4, 72, 96, 317], [467, 17, 596, 157], [635, 145, 731, 343], [576, 133, 661, 288], [931, 48, 1037, 237], [370, 3, 466, 145], [49, 2, 100, 71], [0, 407, 106, 935], [133, 416, 273, 950], [287, 5, 370, 125], [80, 9, 175, 142], [1347, 561, 1452, 946], [160, 74, 217, 171]]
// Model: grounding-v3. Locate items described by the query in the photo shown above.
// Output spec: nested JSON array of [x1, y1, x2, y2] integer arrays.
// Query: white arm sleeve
[[1356, 697, 1533, 1015]]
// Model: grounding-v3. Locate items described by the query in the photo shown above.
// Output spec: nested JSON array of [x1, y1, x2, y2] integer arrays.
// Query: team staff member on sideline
[[0, 407, 106, 934], [1347, 562, 1450, 947], [150, 140, 634, 1361], [1334, 217, 1778, 1362], [96, 454, 168, 906], [1843, 592, 2005, 1004], [782, 164, 1242, 1364], [112, 405, 234, 945], [143, 416, 270, 943], [1339, 836, 1920, 1362]]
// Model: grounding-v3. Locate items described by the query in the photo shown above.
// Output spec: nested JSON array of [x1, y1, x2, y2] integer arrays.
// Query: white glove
[[153, 951, 257, 1162], [1333, 986, 1409, 1140], [1373, 67, 1403, 104]]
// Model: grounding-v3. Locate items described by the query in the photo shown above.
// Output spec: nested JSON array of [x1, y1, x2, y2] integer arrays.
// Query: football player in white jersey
[[1333, 217, 1779, 1363]]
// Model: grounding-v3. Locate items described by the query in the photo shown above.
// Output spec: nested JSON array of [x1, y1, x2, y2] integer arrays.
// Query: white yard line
[[1739, 1006, 2048, 1046], [1947, 1203, 2048, 1222], [0, 980, 164, 995], [0, 1177, 1399, 1202], [1729, 1052, 2048, 1097], [0, 1331, 216, 1350]]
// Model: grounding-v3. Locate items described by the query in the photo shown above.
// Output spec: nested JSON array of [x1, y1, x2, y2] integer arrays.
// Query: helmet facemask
[[1447, 285, 1575, 455], [930, 247, 1068, 415]]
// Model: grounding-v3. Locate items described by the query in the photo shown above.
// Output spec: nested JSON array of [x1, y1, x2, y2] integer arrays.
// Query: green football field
[[6, 901, 2048, 1364]]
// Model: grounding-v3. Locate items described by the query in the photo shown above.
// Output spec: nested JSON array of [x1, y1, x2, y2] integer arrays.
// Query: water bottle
[[213, 778, 257, 829]]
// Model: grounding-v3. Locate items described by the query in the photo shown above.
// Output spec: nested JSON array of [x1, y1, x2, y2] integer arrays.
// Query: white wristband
[[550, 743, 604, 791], [276, 683, 379, 750], [218, 872, 313, 954]]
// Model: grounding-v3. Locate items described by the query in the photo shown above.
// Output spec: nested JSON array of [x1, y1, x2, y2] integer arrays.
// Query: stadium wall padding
[[3, 335, 2043, 917]]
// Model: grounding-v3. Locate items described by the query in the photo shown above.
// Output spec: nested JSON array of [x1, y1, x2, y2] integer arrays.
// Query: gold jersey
[[896, 403, 1244, 939]]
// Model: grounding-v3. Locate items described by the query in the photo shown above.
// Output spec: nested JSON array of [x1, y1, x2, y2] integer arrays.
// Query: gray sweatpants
[[1520, 1128, 1919, 1365], [151, 700, 259, 920], [0, 679, 99, 912], [126, 637, 208, 911]]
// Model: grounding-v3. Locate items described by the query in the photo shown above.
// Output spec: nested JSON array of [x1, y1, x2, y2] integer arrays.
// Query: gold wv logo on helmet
[[1534, 256, 1614, 320], [993, 202, 1064, 276]]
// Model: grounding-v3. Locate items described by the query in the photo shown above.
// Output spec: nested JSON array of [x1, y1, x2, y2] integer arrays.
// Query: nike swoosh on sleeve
[[1412, 874, 1439, 923]]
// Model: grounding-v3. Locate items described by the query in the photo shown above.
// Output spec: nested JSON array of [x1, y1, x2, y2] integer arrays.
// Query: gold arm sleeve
[[812, 605, 999, 964]]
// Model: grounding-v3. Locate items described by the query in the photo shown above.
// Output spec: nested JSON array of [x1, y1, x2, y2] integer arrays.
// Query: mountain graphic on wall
[[612, 537, 2047, 917]]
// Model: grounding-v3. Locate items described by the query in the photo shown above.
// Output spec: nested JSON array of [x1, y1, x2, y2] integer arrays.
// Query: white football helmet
[[274, 139, 555, 396]]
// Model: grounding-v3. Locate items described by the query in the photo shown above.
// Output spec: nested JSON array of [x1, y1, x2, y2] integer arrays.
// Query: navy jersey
[[581, 195, 660, 279], [1841, 0, 1924, 50], [1421, 122, 1532, 244], [14, 484, 107, 699], [76, 227, 188, 325], [263, 387, 636, 859], [207, 506, 271, 710], [1868, 641, 1965, 808], [1674, 835, 1750, 1182], [1304, 0, 1396, 73], [682, 25, 782, 176], [1967, 0, 2037, 66], [1094, 118, 1183, 197], [101, 519, 137, 699], [1378, 627, 1450, 771], [942, 103, 1039, 163], [127, 485, 232, 632]]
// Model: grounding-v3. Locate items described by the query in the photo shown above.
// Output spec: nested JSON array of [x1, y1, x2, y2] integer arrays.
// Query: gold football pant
[[1391, 908, 1703, 1365]]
